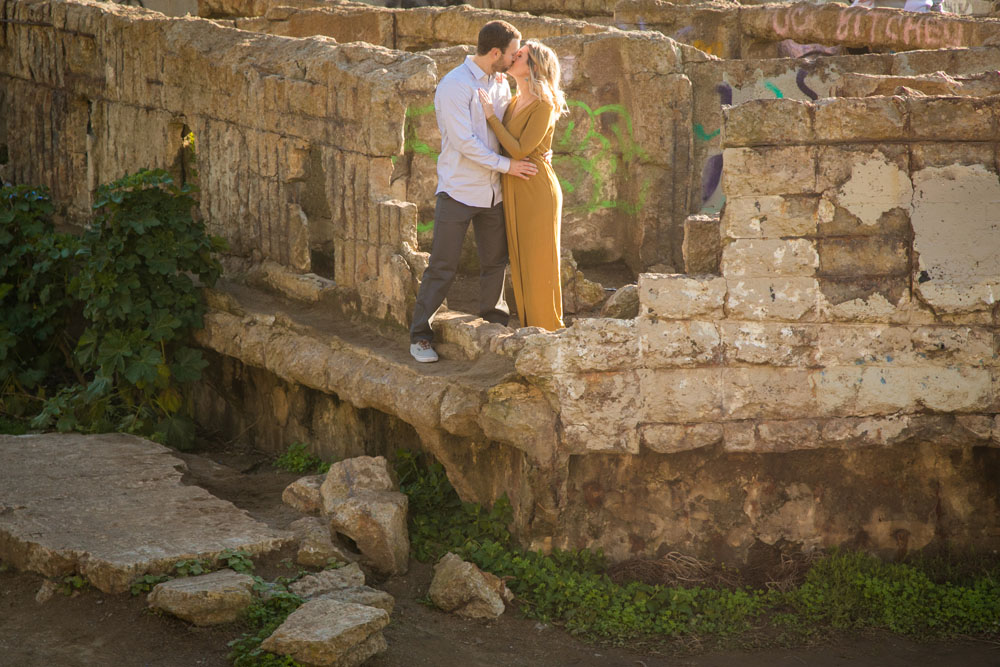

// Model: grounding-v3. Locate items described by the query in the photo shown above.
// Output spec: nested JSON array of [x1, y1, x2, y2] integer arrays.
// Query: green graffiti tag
[[404, 104, 439, 160], [694, 124, 720, 142], [404, 99, 650, 229], [554, 101, 650, 215], [764, 82, 784, 99]]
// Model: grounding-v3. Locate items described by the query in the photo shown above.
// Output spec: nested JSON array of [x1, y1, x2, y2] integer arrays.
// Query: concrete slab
[[0, 433, 293, 593]]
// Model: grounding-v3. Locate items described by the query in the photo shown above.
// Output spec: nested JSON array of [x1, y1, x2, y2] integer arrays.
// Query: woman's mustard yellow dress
[[487, 96, 565, 331]]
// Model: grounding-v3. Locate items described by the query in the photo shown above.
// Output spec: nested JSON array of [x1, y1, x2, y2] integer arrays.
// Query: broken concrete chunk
[[327, 490, 410, 576], [600, 284, 640, 319], [428, 552, 511, 619], [289, 517, 357, 568], [147, 569, 255, 626], [316, 585, 395, 614], [320, 456, 395, 514], [282, 475, 325, 515], [289, 562, 366, 599], [260, 599, 389, 667]]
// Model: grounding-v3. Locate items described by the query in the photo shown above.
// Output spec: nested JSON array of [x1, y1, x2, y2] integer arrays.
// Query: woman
[[477, 41, 567, 331]]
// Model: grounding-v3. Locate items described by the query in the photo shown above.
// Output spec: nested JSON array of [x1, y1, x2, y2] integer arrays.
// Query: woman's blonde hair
[[523, 41, 568, 116]]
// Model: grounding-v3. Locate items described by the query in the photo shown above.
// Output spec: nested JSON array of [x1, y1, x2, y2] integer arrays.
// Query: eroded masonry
[[2, 0, 998, 564]]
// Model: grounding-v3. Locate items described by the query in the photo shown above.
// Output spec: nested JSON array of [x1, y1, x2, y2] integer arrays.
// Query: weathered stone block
[[816, 237, 910, 278], [682, 214, 721, 275], [726, 277, 820, 321], [722, 368, 817, 420], [261, 599, 389, 667], [813, 96, 907, 143], [147, 570, 255, 626], [429, 552, 510, 619], [720, 321, 818, 366], [722, 98, 813, 147], [721, 239, 818, 279], [479, 382, 558, 465], [326, 490, 409, 576], [639, 368, 724, 422], [816, 205, 910, 239], [638, 317, 721, 368], [909, 96, 998, 142], [910, 142, 996, 171], [722, 195, 820, 240], [816, 145, 909, 198], [638, 274, 726, 319], [516, 319, 640, 375], [640, 422, 723, 454], [283, 475, 325, 515], [555, 371, 642, 453], [722, 146, 817, 197]]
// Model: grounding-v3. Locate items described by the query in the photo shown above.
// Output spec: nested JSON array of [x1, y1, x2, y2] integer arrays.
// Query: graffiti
[[694, 125, 720, 142], [554, 100, 650, 215], [769, 5, 968, 50], [695, 83, 732, 214], [796, 69, 819, 100], [764, 82, 784, 99], [404, 99, 649, 232], [403, 103, 438, 160]]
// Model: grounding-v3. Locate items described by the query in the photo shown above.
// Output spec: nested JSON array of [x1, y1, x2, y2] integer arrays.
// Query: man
[[408, 20, 538, 363]]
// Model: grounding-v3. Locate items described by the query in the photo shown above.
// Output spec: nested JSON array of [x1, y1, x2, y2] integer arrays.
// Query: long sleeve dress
[[486, 96, 565, 331]]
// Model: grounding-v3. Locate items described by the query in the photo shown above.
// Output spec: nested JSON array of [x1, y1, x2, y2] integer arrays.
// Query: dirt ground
[[2, 442, 999, 667]]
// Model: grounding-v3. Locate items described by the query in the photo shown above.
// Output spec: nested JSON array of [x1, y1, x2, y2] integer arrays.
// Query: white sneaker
[[409, 340, 438, 363]]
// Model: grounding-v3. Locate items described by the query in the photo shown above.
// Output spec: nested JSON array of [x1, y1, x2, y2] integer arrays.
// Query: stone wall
[[0, 0, 435, 324], [615, 0, 1000, 58], [227, 2, 698, 271]]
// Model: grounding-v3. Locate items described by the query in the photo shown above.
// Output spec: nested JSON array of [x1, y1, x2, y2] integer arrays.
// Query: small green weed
[[59, 574, 88, 596], [173, 558, 211, 577], [228, 579, 306, 667], [396, 450, 1000, 645], [219, 549, 255, 574], [274, 442, 330, 475], [130, 573, 172, 595]]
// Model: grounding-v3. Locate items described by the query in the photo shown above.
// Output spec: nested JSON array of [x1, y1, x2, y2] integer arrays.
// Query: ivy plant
[[30, 169, 228, 447], [0, 185, 80, 417]]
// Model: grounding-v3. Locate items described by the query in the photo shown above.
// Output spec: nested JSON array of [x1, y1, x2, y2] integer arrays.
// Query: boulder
[[289, 517, 357, 568], [600, 284, 640, 319], [289, 563, 366, 599], [261, 599, 389, 667], [327, 491, 410, 576], [428, 552, 512, 619], [320, 456, 395, 514], [147, 569, 255, 626], [282, 475, 325, 515], [316, 585, 395, 614]]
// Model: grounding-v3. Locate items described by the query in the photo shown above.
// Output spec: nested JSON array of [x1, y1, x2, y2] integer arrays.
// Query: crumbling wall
[[615, 0, 1000, 58], [498, 93, 1000, 559], [0, 0, 435, 325]]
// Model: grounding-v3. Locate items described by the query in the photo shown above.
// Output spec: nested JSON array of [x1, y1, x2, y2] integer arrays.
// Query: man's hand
[[507, 159, 537, 180], [541, 149, 553, 165]]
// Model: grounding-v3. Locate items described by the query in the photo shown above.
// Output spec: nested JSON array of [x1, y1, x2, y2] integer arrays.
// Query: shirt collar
[[464, 55, 490, 83]]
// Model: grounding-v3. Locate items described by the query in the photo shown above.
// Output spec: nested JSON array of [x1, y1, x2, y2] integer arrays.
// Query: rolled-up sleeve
[[436, 80, 512, 175]]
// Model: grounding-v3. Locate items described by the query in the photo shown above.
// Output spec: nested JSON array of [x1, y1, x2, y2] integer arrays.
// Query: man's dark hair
[[477, 20, 520, 56]]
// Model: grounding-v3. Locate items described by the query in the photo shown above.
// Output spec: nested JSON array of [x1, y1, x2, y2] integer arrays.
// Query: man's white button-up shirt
[[434, 55, 512, 208]]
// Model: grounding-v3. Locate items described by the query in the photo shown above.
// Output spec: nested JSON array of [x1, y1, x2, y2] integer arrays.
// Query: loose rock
[[320, 456, 396, 514], [428, 552, 512, 619], [289, 517, 357, 568], [261, 599, 389, 667], [327, 490, 410, 576], [282, 475, 325, 515], [289, 563, 366, 599], [147, 569, 255, 626]]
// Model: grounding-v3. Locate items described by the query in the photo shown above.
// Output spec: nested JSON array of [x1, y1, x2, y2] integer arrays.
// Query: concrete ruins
[[2, 0, 998, 565]]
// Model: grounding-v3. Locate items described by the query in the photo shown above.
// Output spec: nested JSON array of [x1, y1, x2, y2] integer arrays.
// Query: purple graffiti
[[716, 82, 733, 106], [796, 69, 818, 100], [701, 153, 723, 205]]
